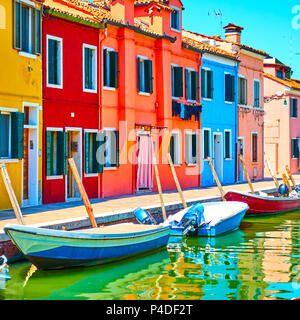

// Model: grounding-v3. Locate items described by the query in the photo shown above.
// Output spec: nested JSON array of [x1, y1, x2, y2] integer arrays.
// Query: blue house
[[199, 40, 239, 187]]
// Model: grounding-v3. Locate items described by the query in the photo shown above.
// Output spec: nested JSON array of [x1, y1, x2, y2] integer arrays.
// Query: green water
[[1, 211, 300, 300]]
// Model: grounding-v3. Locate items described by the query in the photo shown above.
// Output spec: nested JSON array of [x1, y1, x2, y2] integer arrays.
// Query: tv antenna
[[208, 9, 223, 37]]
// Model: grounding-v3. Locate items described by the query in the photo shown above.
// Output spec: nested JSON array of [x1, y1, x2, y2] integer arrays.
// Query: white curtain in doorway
[[136, 135, 154, 190]]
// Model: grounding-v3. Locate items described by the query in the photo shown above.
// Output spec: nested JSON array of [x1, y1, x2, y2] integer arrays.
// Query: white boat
[[134, 201, 249, 237]]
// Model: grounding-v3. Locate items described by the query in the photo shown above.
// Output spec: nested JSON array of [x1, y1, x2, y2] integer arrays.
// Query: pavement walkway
[[1, 175, 299, 231]]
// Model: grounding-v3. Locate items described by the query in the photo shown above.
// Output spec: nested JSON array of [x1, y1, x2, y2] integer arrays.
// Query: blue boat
[[134, 201, 248, 237], [4, 223, 170, 270]]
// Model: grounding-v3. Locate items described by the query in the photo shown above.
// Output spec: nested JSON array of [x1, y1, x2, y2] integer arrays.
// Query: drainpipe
[[98, 22, 108, 199], [198, 52, 203, 188]]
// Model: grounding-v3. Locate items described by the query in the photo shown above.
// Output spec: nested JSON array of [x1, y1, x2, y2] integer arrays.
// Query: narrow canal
[[1, 211, 300, 300]]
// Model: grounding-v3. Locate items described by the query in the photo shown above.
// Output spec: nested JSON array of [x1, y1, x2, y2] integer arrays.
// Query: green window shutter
[[174, 67, 183, 98], [110, 51, 119, 89], [103, 49, 108, 87], [201, 69, 206, 98], [46, 131, 53, 176], [21, 6, 29, 53], [94, 132, 104, 174], [185, 69, 189, 100], [204, 130, 209, 159], [144, 59, 153, 94], [194, 71, 199, 101], [225, 131, 230, 159], [85, 132, 90, 174], [57, 131, 66, 175], [110, 131, 120, 167], [191, 134, 197, 164], [137, 57, 142, 92], [169, 135, 175, 163], [207, 70, 213, 99], [48, 39, 58, 85], [225, 74, 231, 102], [34, 9, 41, 54], [84, 47, 93, 89], [11, 112, 24, 159], [14, 1, 21, 50]]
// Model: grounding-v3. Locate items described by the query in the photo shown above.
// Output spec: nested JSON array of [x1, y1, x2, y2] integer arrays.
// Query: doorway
[[136, 131, 153, 192], [238, 137, 244, 182], [22, 106, 39, 207], [213, 133, 223, 183], [66, 128, 82, 201]]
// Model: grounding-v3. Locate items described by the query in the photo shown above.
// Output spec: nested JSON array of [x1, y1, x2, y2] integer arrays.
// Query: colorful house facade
[[193, 24, 268, 183], [0, 0, 43, 210], [183, 30, 239, 187], [264, 57, 300, 175]]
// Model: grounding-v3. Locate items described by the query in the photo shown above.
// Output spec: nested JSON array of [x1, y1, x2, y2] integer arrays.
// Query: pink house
[[264, 57, 300, 175]]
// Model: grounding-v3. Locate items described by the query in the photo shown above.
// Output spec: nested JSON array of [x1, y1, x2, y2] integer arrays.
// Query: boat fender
[[278, 184, 290, 198], [133, 208, 157, 225]]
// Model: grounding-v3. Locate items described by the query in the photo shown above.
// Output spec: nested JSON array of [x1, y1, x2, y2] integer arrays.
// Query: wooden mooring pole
[[282, 173, 292, 192], [167, 153, 187, 209], [239, 155, 255, 194], [68, 158, 97, 228], [0, 163, 25, 225], [207, 157, 226, 201], [285, 165, 297, 189]]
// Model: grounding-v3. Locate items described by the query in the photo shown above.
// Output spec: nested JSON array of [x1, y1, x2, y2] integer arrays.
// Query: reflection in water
[[0, 211, 300, 300]]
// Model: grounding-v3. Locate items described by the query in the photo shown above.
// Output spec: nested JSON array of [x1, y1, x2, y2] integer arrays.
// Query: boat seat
[[77, 223, 161, 234]]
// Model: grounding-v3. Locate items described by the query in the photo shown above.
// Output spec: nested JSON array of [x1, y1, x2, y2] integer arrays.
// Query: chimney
[[110, 0, 135, 25], [223, 23, 243, 44]]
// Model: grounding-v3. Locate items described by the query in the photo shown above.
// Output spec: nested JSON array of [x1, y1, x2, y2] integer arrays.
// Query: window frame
[[291, 138, 299, 159], [137, 55, 152, 95], [84, 129, 99, 177], [253, 79, 260, 107], [170, 6, 181, 32], [291, 97, 298, 119], [201, 68, 213, 101], [46, 35, 63, 89], [224, 72, 235, 104], [103, 128, 117, 170], [169, 130, 181, 166], [238, 75, 247, 106], [224, 130, 232, 160], [202, 128, 211, 160], [103, 46, 119, 90], [83, 44, 97, 93], [185, 131, 198, 166]]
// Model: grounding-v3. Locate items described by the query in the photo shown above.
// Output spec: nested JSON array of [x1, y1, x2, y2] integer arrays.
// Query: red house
[[42, 0, 204, 205]]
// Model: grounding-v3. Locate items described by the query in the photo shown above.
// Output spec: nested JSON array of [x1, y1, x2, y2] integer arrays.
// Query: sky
[[182, 0, 300, 79]]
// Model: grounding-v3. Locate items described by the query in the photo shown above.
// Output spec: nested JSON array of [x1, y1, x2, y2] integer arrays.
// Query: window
[[84, 132, 103, 174], [225, 73, 235, 103], [137, 57, 153, 94], [45, 130, 66, 176], [185, 132, 199, 165], [185, 69, 199, 101], [201, 69, 213, 99], [83, 45, 97, 92], [292, 139, 299, 158], [169, 132, 180, 165], [254, 80, 260, 107], [104, 130, 119, 168], [14, 0, 41, 55], [291, 97, 298, 118], [203, 129, 210, 159], [0, 111, 24, 159], [171, 65, 183, 98], [171, 7, 180, 31], [251, 133, 258, 163], [103, 48, 119, 89], [276, 70, 285, 80], [47, 36, 63, 88], [224, 130, 231, 159], [238, 77, 247, 105]]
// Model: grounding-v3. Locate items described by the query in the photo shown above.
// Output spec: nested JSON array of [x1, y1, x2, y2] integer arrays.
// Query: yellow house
[[0, 0, 43, 210]]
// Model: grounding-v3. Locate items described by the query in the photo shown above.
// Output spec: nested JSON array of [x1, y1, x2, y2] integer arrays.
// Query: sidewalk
[[1, 175, 299, 235]]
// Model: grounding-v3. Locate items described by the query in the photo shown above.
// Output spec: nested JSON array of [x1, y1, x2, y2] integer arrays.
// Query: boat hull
[[225, 191, 300, 216], [169, 202, 248, 237], [4, 224, 170, 270]]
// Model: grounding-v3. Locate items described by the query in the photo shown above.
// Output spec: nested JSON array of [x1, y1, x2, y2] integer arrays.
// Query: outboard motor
[[181, 204, 205, 236], [133, 208, 157, 225], [278, 184, 290, 198]]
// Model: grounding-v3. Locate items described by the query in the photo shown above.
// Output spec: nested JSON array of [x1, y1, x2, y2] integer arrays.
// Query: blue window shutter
[[207, 70, 213, 99], [174, 67, 183, 98], [144, 59, 153, 94], [14, 1, 21, 50], [201, 69, 206, 98], [110, 51, 119, 89], [34, 9, 41, 54]]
